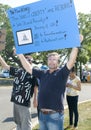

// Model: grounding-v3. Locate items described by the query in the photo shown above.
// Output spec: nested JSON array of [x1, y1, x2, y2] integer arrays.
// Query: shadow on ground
[[2, 112, 38, 123]]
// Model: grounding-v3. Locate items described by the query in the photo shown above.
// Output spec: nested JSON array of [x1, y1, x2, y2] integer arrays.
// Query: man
[[0, 55, 38, 130], [18, 36, 83, 130]]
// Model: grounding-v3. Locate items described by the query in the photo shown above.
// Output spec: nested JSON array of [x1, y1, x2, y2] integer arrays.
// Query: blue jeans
[[39, 111, 64, 130]]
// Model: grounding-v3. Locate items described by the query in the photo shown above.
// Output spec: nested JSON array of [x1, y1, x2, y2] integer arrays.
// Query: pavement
[[12, 117, 39, 130]]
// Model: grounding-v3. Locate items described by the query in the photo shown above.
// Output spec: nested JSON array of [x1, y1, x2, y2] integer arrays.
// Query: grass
[[0, 78, 13, 86], [33, 101, 91, 130], [64, 101, 91, 130]]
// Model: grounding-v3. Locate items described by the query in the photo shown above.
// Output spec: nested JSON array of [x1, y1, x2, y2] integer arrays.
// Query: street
[[0, 83, 91, 130]]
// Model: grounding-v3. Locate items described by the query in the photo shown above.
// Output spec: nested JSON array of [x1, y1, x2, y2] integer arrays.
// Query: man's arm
[[0, 55, 10, 70], [67, 34, 83, 70], [18, 54, 32, 74], [67, 48, 78, 70]]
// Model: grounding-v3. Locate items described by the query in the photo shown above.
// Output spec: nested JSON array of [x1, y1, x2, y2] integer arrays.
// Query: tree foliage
[[0, 4, 21, 66], [76, 12, 91, 78], [78, 12, 91, 63]]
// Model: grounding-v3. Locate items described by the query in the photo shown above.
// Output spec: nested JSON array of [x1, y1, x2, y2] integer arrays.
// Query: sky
[[0, 0, 91, 14]]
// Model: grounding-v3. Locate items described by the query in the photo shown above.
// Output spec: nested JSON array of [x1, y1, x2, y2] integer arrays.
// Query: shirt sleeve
[[60, 64, 70, 79], [32, 68, 43, 79], [33, 77, 39, 87]]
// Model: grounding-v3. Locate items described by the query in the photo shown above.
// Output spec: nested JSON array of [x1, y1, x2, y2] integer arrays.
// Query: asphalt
[[12, 83, 91, 130], [12, 117, 39, 130]]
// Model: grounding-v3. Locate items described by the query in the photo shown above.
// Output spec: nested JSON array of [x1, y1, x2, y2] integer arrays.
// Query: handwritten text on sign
[[7, 0, 80, 54]]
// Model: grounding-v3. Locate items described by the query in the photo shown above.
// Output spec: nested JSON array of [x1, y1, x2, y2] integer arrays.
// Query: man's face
[[47, 55, 59, 70]]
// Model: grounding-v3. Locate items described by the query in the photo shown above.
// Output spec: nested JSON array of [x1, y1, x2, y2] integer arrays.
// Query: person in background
[[18, 35, 83, 130], [87, 71, 91, 82], [0, 54, 38, 130], [65, 67, 81, 130]]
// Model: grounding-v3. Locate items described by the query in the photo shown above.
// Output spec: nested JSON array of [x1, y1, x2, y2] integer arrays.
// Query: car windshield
[[0, 69, 10, 78]]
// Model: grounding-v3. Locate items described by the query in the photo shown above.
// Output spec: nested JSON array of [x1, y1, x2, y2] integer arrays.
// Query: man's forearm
[[18, 54, 32, 74], [69, 47, 78, 62], [67, 48, 78, 70], [0, 55, 10, 70], [67, 34, 83, 70]]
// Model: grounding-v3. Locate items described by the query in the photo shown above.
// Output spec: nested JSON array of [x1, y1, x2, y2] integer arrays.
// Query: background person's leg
[[13, 103, 21, 130]]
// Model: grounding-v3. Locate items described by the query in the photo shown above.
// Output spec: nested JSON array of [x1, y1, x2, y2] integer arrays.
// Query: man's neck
[[49, 68, 59, 73]]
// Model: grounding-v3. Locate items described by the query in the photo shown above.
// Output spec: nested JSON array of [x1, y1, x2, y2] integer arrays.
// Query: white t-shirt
[[66, 76, 80, 96]]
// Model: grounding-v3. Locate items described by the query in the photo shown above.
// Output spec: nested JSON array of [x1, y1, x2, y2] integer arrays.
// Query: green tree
[[77, 13, 91, 79], [0, 4, 22, 66]]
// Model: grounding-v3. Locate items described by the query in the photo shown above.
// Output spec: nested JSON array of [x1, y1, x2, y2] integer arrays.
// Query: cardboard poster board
[[7, 0, 80, 54]]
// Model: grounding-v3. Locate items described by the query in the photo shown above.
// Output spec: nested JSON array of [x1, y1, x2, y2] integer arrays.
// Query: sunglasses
[[28, 59, 31, 61], [25, 57, 32, 62]]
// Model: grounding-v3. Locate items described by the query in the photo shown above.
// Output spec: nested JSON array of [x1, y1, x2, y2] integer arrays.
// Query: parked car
[[0, 69, 10, 78], [40, 65, 48, 70]]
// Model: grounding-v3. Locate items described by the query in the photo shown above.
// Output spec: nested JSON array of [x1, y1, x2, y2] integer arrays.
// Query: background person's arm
[[0, 55, 10, 70], [66, 80, 81, 91], [33, 86, 38, 108]]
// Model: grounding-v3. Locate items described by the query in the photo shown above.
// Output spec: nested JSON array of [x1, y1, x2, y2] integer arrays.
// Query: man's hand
[[80, 34, 84, 43], [13, 47, 16, 55]]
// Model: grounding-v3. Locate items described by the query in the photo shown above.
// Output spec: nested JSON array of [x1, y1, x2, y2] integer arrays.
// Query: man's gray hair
[[47, 52, 60, 63]]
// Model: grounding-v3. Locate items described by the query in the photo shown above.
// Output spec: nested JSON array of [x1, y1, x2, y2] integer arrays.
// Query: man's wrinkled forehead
[[47, 52, 60, 58]]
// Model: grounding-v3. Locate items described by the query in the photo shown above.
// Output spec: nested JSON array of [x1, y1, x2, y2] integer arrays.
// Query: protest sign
[[8, 0, 80, 54]]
